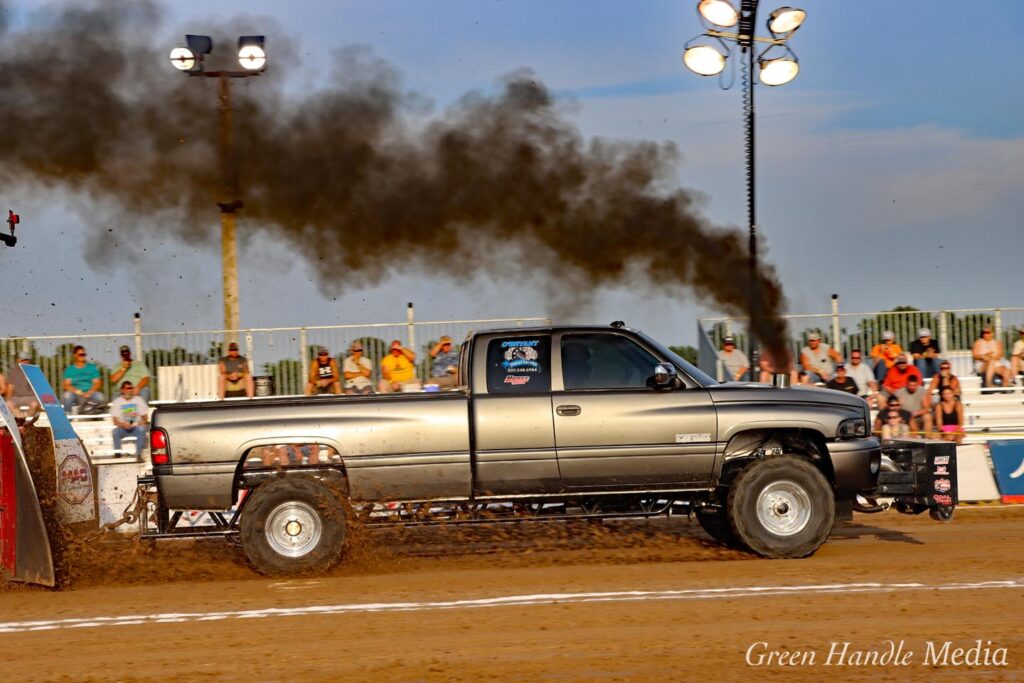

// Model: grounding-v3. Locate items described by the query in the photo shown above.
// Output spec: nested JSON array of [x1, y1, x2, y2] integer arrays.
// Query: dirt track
[[2, 507, 1023, 682]]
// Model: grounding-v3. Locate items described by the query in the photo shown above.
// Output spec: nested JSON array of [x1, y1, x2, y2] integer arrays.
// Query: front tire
[[240, 476, 348, 576], [727, 456, 834, 559]]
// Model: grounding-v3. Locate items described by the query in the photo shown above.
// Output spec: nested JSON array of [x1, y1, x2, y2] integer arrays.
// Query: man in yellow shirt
[[379, 340, 418, 392]]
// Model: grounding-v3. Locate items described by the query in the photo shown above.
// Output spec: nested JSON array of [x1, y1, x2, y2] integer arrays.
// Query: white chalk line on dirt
[[2, 578, 1022, 634]]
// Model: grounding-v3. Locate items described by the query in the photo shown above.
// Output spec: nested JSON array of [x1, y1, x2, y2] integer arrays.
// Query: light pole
[[682, 1, 804, 372], [170, 35, 267, 341]]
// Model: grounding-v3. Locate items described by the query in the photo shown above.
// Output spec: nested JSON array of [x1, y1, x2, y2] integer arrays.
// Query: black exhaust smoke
[[0, 1, 791, 363]]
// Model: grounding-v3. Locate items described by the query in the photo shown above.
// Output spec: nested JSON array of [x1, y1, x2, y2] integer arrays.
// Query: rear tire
[[240, 476, 348, 576], [727, 456, 834, 559]]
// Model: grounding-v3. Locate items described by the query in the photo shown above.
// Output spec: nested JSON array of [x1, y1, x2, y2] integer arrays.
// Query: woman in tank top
[[927, 361, 961, 399], [933, 386, 963, 443]]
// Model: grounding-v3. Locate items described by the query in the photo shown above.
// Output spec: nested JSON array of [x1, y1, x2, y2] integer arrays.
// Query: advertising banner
[[18, 364, 97, 524], [989, 440, 1024, 504]]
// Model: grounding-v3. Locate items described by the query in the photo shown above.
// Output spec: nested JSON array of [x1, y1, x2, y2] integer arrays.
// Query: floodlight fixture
[[683, 44, 728, 76], [758, 52, 799, 86], [767, 7, 806, 36], [698, 0, 739, 28], [185, 34, 213, 57], [238, 36, 267, 71], [169, 46, 196, 71]]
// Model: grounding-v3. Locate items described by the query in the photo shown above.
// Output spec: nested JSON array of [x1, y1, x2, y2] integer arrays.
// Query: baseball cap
[[723, 336, 735, 344], [119, 345, 131, 355], [318, 346, 329, 355], [807, 332, 821, 341], [918, 328, 931, 337], [350, 341, 364, 351], [390, 340, 402, 349], [882, 331, 895, 340], [835, 362, 845, 369], [439, 335, 453, 344], [228, 342, 239, 350], [17, 350, 32, 361]]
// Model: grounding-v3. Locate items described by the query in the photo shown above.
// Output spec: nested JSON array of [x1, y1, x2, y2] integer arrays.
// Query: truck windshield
[[636, 331, 719, 387]]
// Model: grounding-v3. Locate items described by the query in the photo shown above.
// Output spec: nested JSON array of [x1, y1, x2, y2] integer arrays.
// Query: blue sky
[[2, 0, 1023, 345]]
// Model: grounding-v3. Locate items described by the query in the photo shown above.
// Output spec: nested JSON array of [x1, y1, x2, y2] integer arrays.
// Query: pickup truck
[[140, 323, 957, 575]]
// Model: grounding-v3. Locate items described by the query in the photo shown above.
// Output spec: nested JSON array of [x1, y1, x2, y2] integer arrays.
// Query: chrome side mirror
[[653, 363, 677, 387]]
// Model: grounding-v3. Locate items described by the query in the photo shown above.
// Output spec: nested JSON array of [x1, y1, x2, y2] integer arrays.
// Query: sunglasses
[[318, 352, 328, 356], [75, 352, 86, 357], [941, 365, 950, 370]]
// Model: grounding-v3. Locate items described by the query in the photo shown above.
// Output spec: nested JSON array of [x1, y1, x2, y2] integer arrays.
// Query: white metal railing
[[0, 305, 549, 399]]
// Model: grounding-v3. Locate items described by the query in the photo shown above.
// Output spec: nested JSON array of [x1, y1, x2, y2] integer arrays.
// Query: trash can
[[253, 375, 275, 397]]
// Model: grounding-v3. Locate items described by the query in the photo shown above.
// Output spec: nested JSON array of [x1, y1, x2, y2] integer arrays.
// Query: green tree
[[669, 345, 698, 364]]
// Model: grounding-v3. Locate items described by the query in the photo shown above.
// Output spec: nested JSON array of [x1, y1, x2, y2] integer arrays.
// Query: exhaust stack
[[772, 373, 791, 389]]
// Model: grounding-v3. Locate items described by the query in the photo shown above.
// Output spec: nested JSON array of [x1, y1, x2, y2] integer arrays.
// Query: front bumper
[[828, 437, 882, 493]]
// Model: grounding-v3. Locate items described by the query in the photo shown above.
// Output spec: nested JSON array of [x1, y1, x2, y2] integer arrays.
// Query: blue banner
[[989, 440, 1024, 502]]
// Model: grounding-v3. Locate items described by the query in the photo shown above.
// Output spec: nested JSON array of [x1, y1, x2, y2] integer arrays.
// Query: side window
[[562, 333, 659, 390], [486, 336, 551, 395]]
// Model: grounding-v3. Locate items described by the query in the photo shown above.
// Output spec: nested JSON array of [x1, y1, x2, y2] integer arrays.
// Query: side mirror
[[653, 362, 677, 388]]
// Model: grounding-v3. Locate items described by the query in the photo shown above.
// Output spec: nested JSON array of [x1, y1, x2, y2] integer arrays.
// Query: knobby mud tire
[[727, 456, 834, 559], [240, 476, 348, 577]]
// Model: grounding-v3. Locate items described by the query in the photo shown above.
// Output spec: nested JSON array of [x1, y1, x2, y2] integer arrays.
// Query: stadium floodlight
[[698, 0, 739, 28], [169, 46, 196, 71], [683, 44, 728, 76], [767, 7, 806, 36], [759, 55, 799, 86], [238, 36, 267, 71]]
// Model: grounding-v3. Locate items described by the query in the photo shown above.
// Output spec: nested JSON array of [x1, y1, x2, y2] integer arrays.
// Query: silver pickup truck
[[140, 323, 956, 575]]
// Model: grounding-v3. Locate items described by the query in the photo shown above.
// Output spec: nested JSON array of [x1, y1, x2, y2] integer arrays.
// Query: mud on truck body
[[138, 323, 957, 576]]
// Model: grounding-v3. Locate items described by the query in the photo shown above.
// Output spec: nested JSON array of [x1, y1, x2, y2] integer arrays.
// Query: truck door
[[553, 332, 718, 488], [471, 333, 561, 495]]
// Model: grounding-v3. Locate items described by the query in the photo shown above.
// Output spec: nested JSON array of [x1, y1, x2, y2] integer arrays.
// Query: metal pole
[[299, 327, 309, 389], [406, 302, 416, 351], [133, 312, 143, 361], [741, 2, 760, 373], [830, 294, 841, 355], [217, 74, 241, 344]]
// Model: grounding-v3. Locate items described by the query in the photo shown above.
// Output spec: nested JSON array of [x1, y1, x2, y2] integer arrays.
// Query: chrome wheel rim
[[756, 480, 811, 537], [266, 502, 322, 557]]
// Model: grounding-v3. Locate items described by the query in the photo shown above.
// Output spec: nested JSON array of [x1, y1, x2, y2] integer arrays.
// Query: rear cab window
[[485, 336, 551, 394]]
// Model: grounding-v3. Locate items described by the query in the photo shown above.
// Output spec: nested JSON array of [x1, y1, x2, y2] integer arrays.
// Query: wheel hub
[[265, 502, 322, 558], [756, 480, 812, 537]]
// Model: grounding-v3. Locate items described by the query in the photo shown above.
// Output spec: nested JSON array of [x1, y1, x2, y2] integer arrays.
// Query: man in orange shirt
[[882, 354, 922, 397], [870, 330, 903, 382]]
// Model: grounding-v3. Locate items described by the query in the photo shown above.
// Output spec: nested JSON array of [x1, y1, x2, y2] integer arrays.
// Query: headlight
[[838, 418, 867, 439]]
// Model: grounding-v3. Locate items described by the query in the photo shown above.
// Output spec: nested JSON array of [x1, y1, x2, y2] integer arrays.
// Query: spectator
[[895, 374, 933, 434], [870, 331, 903, 382], [62, 345, 105, 414], [972, 326, 1011, 388], [109, 345, 152, 401], [218, 342, 254, 399], [1010, 328, 1024, 386], [379, 340, 418, 393], [882, 354, 922, 397], [757, 347, 798, 384], [109, 381, 148, 457], [909, 328, 941, 378], [799, 332, 843, 383], [429, 335, 460, 388], [934, 386, 964, 443], [3, 352, 41, 422], [717, 336, 750, 381], [874, 396, 911, 438], [306, 347, 341, 395], [927, 360, 962, 399], [825, 363, 859, 395], [846, 349, 880, 407], [343, 341, 374, 395]]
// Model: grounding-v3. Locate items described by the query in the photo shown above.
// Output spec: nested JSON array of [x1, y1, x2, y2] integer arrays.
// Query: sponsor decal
[[676, 433, 712, 443], [57, 453, 92, 506], [502, 342, 540, 372], [933, 493, 953, 506], [503, 375, 530, 385], [934, 478, 952, 493], [934, 466, 949, 475], [934, 455, 950, 466]]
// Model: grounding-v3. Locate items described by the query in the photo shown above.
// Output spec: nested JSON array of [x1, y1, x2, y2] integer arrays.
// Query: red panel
[[1001, 495, 1024, 504], [0, 431, 17, 575]]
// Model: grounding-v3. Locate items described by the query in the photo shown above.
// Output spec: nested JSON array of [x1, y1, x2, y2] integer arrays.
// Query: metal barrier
[[1, 306, 549, 400], [699, 303, 1024, 375]]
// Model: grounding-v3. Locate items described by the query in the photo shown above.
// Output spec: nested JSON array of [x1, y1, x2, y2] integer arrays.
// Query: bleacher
[[957, 377, 1024, 444]]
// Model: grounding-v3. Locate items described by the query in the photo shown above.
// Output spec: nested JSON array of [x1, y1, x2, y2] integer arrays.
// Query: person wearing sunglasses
[[927, 361, 962, 399], [306, 347, 341, 395], [61, 345, 105, 413]]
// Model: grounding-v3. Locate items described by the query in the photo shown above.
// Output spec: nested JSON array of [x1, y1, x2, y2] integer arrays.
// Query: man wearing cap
[[379, 340, 418, 393], [306, 347, 341, 395], [343, 341, 374, 394], [429, 336, 460, 388], [825, 363, 859, 395], [2, 352, 41, 421], [218, 342, 253, 399], [717, 336, 749, 381], [799, 331, 842, 383], [870, 331, 903, 382], [110, 345, 152, 401], [882, 353, 923, 398], [909, 328, 941, 378]]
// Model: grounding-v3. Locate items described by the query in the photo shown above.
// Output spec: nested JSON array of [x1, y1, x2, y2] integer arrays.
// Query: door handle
[[556, 404, 582, 416]]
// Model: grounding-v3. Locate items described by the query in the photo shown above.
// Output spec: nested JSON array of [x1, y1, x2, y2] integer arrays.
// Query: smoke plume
[[0, 1, 790, 361]]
